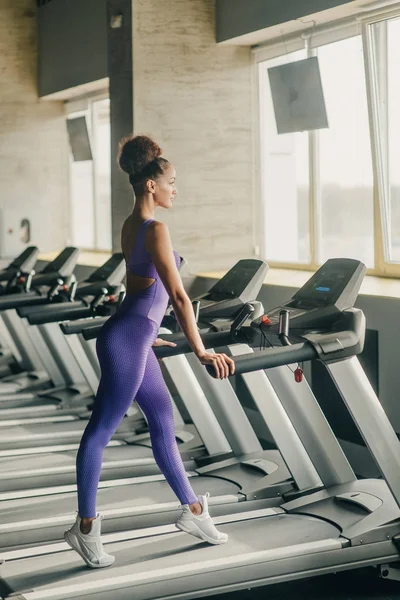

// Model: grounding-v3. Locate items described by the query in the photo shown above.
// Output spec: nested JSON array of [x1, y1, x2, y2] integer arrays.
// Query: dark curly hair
[[117, 134, 170, 195]]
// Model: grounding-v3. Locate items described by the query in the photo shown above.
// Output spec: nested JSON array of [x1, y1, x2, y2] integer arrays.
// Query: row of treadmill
[[0, 245, 398, 599]]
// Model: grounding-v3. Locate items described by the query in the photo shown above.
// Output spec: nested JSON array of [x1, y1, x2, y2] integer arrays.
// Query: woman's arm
[[147, 222, 205, 355], [147, 222, 234, 378]]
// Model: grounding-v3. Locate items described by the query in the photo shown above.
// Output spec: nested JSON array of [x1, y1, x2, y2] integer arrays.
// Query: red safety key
[[294, 367, 303, 383]]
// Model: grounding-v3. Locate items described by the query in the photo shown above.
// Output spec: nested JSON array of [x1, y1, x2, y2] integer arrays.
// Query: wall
[[107, 0, 133, 252], [131, 0, 255, 273], [0, 0, 69, 256], [37, 0, 108, 97], [216, 0, 354, 42]]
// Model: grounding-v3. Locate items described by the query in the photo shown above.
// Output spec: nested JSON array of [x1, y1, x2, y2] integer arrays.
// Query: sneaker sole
[[64, 530, 115, 569], [176, 520, 228, 545]]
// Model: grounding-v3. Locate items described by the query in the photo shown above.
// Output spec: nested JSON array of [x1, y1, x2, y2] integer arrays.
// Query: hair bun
[[118, 134, 162, 177]]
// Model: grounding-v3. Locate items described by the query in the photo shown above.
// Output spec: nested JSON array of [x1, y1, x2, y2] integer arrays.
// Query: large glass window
[[92, 99, 112, 252], [259, 51, 310, 264], [387, 18, 400, 263], [67, 96, 112, 252], [318, 36, 374, 267], [259, 35, 375, 269]]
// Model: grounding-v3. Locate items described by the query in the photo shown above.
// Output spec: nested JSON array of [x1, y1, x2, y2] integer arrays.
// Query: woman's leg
[[135, 349, 229, 545], [76, 316, 157, 518], [135, 349, 198, 506]]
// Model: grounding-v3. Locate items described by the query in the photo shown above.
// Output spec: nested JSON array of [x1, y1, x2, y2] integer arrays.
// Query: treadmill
[[0, 259, 267, 443], [0, 247, 39, 376], [1, 259, 400, 599], [0, 246, 39, 295], [0, 260, 270, 494], [0, 247, 79, 395], [0, 286, 333, 549], [0, 256, 139, 442], [0, 255, 126, 419]]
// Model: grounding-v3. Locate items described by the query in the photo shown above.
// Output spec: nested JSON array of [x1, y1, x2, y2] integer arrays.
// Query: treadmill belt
[[0, 477, 240, 548], [0, 514, 341, 600], [0, 419, 134, 450], [0, 444, 154, 474]]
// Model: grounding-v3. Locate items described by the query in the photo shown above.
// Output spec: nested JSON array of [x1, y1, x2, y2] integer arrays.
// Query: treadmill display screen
[[292, 260, 359, 307], [203, 260, 261, 302], [43, 248, 78, 273], [88, 254, 124, 282]]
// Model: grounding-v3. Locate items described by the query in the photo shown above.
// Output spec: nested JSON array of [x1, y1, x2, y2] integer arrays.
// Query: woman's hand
[[197, 351, 235, 379], [153, 338, 177, 348]]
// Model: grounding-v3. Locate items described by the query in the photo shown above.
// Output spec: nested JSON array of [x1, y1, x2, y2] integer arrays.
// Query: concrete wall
[[37, 0, 108, 97], [108, 0, 133, 252], [216, 0, 353, 42], [0, 0, 69, 256], [131, 0, 255, 273]]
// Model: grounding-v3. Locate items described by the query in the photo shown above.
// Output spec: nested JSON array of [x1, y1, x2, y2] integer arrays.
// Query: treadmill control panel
[[7, 246, 39, 273], [202, 260, 265, 302], [42, 247, 80, 277], [195, 259, 268, 320], [86, 253, 125, 286], [76, 254, 126, 297], [252, 258, 366, 333]]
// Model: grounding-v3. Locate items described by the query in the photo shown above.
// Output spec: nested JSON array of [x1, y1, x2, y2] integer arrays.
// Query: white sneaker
[[176, 493, 228, 545], [64, 513, 115, 569]]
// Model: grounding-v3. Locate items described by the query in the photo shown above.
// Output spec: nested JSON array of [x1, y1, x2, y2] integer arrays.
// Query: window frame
[[65, 91, 112, 252], [254, 7, 400, 278]]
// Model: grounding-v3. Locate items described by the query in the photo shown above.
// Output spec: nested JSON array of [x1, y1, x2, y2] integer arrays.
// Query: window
[[365, 16, 400, 274], [386, 18, 400, 263], [258, 11, 400, 277], [317, 37, 374, 267], [67, 96, 112, 252], [259, 35, 374, 269], [92, 99, 112, 252], [380, 19, 400, 263], [259, 51, 310, 264]]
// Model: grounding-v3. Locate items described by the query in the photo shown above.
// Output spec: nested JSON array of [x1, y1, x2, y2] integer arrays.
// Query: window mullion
[[89, 100, 99, 251], [308, 44, 320, 270], [362, 22, 389, 274]]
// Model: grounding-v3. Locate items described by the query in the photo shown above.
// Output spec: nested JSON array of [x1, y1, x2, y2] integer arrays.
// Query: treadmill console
[[195, 259, 268, 320], [76, 254, 126, 297], [7, 247, 39, 274], [42, 247, 80, 277], [252, 258, 366, 333], [86, 253, 125, 286]]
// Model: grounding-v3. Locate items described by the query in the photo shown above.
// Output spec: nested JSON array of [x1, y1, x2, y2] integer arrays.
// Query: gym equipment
[[0, 247, 79, 395], [1, 259, 398, 599], [0, 261, 270, 498]]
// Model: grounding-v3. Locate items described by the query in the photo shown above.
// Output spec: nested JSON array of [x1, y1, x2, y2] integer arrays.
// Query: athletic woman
[[64, 134, 235, 568]]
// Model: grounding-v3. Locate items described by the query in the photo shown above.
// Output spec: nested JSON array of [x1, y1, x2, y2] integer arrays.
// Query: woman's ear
[[146, 179, 156, 193]]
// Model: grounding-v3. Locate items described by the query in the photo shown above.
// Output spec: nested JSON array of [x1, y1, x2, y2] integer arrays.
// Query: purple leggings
[[76, 309, 198, 518]]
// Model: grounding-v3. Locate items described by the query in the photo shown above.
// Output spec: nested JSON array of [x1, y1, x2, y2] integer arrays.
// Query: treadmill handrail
[[153, 330, 234, 359], [60, 316, 109, 335], [81, 324, 234, 357], [18, 301, 85, 319], [27, 304, 92, 325], [0, 291, 42, 311], [205, 342, 318, 377]]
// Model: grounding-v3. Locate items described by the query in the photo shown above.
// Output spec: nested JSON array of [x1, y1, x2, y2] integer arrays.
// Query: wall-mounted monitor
[[66, 116, 93, 162], [268, 56, 329, 134]]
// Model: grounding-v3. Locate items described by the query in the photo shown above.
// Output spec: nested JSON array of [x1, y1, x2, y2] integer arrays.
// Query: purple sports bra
[[125, 219, 180, 325]]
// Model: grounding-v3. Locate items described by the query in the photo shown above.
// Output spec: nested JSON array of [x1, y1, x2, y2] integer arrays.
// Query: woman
[[64, 134, 235, 568]]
